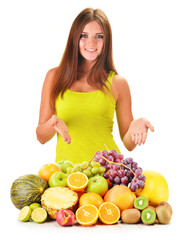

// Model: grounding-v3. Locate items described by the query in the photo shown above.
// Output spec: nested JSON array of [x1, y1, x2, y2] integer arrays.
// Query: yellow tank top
[[55, 71, 121, 164]]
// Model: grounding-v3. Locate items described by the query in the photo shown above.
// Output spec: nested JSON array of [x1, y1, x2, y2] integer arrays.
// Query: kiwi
[[159, 202, 173, 215], [141, 208, 156, 225], [156, 205, 172, 224], [121, 209, 141, 224], [134, 196, 148, 210]]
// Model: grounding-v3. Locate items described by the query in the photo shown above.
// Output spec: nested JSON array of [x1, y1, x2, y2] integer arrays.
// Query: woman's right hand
[[50, 115, 71, 144]]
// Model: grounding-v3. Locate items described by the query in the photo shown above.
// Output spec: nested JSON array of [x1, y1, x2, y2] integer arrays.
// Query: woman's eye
[[96, 35, 104, 39], [80, 34, 87, 38]]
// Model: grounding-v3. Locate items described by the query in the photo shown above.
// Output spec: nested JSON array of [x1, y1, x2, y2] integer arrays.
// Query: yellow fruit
[[79, 192, 104, 208], [136, 170, 169, 206]]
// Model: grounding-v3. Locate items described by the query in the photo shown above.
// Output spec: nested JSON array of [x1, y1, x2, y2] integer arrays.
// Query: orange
[[104, 185, 136, 212], [98, 202, 120, 224], [79, 192, 104, 208], [75, 204, 99, 226], [67, 172, 88, 191], [38, 163, 61, 182]]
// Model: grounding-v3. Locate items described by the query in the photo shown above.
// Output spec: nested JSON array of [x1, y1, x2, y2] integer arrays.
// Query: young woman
[[36, 8, 154, 164]]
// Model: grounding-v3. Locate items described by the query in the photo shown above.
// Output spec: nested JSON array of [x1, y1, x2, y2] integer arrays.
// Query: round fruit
[[67, 172, 88, 191], [29, 203, 41, 211], [31, 207, 47, 223], [141, 208, 156, 225], [19, 206, 31, 222], [136, 170, 169, 206], [98, 202, 120, 225], [159, 202, 173, 215], [76, 204, 99, 226], [10, 174, 48, 209], [104, 185, 136, 212], [156, 205, 172, 224], [121, 209, 141, 224], [38, 164, 62, 182], [79, 192, 104, 208], [134, 196, 148, 210]]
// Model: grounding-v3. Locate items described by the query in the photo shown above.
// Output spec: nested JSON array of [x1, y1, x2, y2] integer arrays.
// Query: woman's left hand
[[129, 118, 154, 145]]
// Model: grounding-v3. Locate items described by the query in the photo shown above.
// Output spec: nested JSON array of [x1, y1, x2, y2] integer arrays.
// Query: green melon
[[10, 174, 48, 209]]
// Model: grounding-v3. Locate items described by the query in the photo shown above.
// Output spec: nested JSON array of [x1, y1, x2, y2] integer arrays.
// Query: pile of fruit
[[10, 149, 172, 226]]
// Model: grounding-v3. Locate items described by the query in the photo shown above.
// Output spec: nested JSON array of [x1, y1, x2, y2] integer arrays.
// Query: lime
[[31, 207, 47, 223], [29, 203, 41, 211], [19, 206, 31, 222]]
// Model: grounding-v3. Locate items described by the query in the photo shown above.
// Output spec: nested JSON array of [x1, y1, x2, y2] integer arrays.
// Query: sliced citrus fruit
[[67, 172, 88, 191], [76, 204, 99, 226], [31, 207, 47, 223], [79, 192, 104, 208], [19, 206, 31, 222], [98, 202, 120, 224], [29, 203, 41, 211]]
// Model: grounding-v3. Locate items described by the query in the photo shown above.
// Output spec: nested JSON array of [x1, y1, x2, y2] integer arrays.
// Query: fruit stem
[[83, 153, 96, 170], [100, 155, 136, 179]]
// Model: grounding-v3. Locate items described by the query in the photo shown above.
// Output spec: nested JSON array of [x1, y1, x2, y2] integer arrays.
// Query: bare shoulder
[[112, 74, 130, 101], [44, 67, 57, 83]]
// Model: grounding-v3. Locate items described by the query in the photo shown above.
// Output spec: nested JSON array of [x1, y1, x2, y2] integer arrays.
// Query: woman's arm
[[36, 68, 71, 144], [113, 75, 154, 151]]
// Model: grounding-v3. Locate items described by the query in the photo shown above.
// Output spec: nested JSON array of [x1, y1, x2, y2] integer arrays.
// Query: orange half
[[67, 172, 88, 191], [99, 202, 120, 224], [76, 204, 99, 226]]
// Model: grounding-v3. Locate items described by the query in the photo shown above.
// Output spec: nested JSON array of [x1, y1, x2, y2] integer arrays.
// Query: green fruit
[[10, 174, 48, 209], [48, 172, 68, 187], [57, 160, 73, 173], [90, 162, 100, 168], [86, 176, 108, 197], [31, 207, 47, 223], [19, 206, 32, 222], [134, 196, 148, 210], [98, 167, 106, 173], [83, 169, 92, 177], [91, 167, 99, 174], [29, 203, 41, 211], [141, 208, 156, 225]]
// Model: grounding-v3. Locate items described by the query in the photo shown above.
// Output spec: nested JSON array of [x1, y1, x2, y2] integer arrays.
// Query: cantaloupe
[[10, 174, 48, 209]]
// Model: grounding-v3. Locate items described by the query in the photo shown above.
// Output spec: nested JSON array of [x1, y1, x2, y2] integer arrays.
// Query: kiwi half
[[141, 208, 156, 225], [134, 196, 148, 210]]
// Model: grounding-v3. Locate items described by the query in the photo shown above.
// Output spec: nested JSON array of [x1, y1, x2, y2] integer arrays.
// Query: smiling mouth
[[85, 48, 97, 52]]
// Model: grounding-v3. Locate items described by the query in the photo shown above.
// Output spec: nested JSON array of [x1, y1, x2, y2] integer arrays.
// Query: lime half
[[19, 206, 32, 222], [31, 207, 47, 223], [29, 203, 41, 211]]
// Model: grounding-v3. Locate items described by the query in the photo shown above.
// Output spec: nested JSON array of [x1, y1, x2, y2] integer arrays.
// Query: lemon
[[136, 170, 169, 206], [29, 203, 41, 211], [19, 206, 31, 222], [31, 207, 47, 223]]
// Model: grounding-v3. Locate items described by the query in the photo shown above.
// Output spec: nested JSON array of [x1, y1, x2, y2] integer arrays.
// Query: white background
[[1, 0, 181, 239]]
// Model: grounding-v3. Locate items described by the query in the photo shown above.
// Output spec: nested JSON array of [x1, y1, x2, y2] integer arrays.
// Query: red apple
[[56, 209, 75, 226]]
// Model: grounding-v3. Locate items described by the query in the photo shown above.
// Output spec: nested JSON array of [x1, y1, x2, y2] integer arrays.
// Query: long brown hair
[[50, 8, 117, 107]]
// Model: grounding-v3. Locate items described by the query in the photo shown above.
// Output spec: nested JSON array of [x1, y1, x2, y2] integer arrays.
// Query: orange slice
[[67, 172, 88, 191], [75, 204, 99, 226], [98, 202, 120, 224]]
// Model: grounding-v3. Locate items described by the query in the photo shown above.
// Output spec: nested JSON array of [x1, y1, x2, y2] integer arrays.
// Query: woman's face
[[79, 21, 104, 63]]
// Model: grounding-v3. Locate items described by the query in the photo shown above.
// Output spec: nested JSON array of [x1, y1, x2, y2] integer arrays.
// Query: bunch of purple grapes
[[93, 149, 146, 192]]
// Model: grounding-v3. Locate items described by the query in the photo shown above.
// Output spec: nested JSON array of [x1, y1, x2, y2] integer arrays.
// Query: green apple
[[57, 160, 73, 173], [48, 172, 68, 187], [86, 176, 108, 197]]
